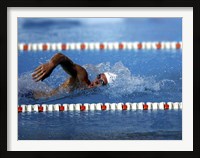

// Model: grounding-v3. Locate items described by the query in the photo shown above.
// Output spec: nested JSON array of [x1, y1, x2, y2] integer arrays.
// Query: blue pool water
[[18, 18, 182, 140]]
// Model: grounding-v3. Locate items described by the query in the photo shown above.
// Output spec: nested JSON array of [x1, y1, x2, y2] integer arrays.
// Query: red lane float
[[59, 105, 64, 111], [101, 105, 107, 110], [18, 106, 22, 113], [143, 104, 148, 110], [80, 105, 86, 111], [18, 41, 182, 52], [18, 102, 182, 112], [38, 106, 43, 112], [122, 104, 127, 110]]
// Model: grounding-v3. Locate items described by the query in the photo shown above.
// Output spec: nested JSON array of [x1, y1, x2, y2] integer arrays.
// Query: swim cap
[[104, 72, 117, 84]]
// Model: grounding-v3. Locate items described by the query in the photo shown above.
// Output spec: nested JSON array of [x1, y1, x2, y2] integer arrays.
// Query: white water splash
[[18, 73, 52, 92], [85, 62, 161, 98]]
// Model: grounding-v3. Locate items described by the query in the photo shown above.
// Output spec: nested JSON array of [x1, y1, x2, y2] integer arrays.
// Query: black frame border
[[1, 0, 199, 158]]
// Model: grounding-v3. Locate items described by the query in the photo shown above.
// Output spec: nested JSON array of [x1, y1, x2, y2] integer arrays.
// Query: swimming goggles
[[97, 74, 106, 85]]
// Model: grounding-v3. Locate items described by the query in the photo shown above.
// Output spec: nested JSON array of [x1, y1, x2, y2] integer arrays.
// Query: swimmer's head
[[89, 72, 117, 88]]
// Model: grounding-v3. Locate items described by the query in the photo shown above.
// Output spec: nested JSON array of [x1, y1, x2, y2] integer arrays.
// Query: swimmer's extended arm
[[32, 53, 77, 82], [32, 53, 91, 99]]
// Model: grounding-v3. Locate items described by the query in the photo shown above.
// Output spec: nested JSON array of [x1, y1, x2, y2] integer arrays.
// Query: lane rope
[[18, 102, 182, 112], [18, 41, 182, 52]]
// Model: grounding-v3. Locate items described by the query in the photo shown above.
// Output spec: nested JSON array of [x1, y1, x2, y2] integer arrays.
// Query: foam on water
[[86, 62, 176, 99]]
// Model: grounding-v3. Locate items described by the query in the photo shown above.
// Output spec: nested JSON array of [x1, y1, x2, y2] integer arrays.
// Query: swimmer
[[32, 53, 117, 99]]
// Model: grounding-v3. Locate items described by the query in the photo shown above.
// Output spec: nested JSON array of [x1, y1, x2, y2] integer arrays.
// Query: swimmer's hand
[[32, 62, 55, 82]]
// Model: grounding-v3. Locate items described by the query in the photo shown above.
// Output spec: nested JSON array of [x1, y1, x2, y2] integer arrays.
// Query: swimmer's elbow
[[53, 52, 65, 60], [55, 52, 64, 56]]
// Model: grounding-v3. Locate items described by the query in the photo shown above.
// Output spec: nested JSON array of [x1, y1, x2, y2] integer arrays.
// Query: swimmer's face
[[89, 73, 108, 88]]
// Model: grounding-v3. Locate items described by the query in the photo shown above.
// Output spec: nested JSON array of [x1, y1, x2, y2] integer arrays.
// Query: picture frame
[[1, 0, 199, 157]]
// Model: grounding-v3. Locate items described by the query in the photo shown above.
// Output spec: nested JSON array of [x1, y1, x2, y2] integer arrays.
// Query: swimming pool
[[18, 18, 182, 140]]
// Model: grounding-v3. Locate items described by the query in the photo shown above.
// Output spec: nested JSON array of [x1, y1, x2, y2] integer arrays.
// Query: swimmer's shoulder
[[74, 64, 90, 85], [74, 64, 87, 73]]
